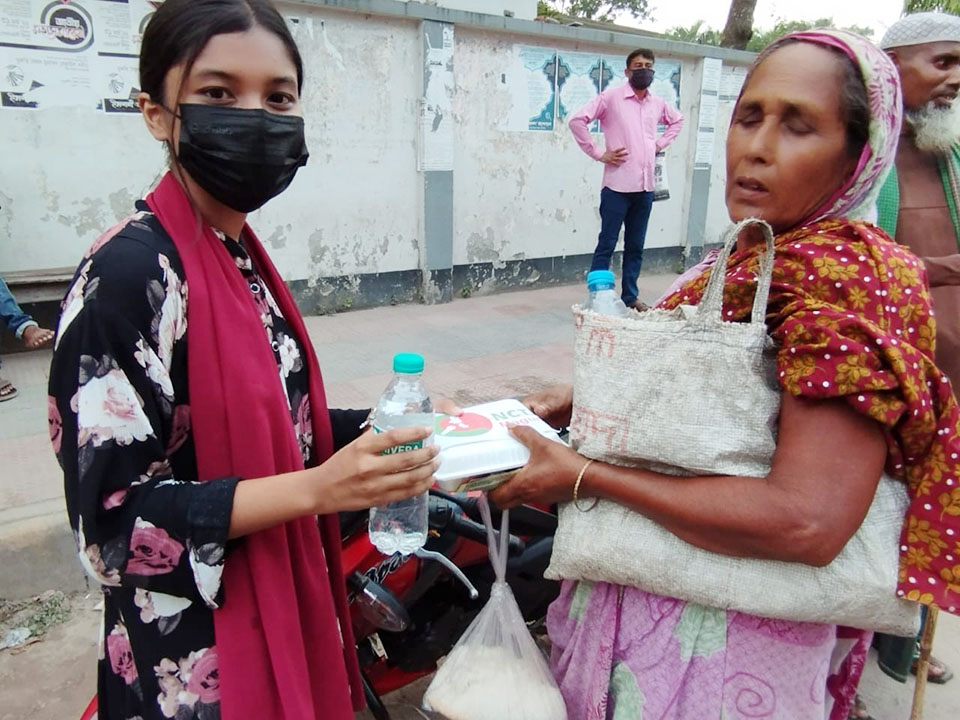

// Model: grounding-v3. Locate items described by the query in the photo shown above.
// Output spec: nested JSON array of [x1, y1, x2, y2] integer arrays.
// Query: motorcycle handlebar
[[428, 496, 526, 556], [430, 488, 558, 537], [450, 511, 526, 556]]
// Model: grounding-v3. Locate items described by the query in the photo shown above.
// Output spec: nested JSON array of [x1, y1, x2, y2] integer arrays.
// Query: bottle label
[[373, 426, 425, 455]]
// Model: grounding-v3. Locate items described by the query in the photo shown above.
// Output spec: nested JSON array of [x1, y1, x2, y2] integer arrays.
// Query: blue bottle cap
[[393, 352, 425, 374], [586, 270, 616, 290]]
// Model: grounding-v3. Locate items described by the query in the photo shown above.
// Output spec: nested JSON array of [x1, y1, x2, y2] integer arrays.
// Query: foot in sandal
[[912, 655, 954, 684], [0, 375, 18, 402]]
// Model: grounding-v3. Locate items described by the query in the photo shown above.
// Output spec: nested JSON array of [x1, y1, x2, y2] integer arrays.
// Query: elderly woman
[[492, 30, 960, 720]]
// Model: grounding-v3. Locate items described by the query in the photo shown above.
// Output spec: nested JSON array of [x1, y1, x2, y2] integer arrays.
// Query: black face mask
[[174, 103, 309, 213], [629, 68, 654, 90]]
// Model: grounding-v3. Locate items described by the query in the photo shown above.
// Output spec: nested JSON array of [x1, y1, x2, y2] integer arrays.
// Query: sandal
[[912, 655, 954, 684], [847, 694, 875, 720], [0, 376, 18, 402]]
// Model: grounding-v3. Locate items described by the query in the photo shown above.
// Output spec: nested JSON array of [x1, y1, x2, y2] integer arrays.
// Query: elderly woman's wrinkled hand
[[521, 384, 574, 430], [489, 425, 585, 508]]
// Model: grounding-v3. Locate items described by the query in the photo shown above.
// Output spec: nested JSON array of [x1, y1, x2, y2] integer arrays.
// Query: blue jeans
[[1, 273, 35, 371], [590, 187, 654, 306]]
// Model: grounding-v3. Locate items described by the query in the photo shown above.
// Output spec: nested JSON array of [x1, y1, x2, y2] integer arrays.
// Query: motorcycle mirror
[[349, 573, 411, 633]]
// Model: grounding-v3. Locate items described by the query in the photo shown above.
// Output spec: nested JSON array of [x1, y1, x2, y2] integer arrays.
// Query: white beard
[[906, 101, 960, 154]]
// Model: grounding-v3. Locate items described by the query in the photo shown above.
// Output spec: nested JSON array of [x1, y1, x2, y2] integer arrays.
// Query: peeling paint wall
[[254, 7, 422, 282], [1, 0, 747, 306], [0, 3, 423, 284], [0, 108, 165, 274]]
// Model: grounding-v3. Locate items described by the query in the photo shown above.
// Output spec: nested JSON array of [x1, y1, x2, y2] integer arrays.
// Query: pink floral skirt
[[548, 580, 871, 720]]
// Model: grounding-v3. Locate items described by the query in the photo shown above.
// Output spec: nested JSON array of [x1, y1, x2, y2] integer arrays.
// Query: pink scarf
[[742, 30, 902, 225], [146, 173, 363, 718]]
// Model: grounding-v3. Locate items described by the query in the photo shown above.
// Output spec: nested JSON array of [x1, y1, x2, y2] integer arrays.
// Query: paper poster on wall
[[97, 54, 140, 112], [694, 129, 715, 165], [130, 0, 158, 45], [0, 0, 97, 51], [694, 57, 723, 169], [91, 0, 153, 112], [701, 56, 722, 94], [502, 45, 557, 131], [650, 59, 681, 110], [0, 0, 94, 108], [653, 152, 670, 202], [699, 94, 719, 130], [556, 51, 602, 131], [92, 0, 139, 54], [0, 45, 94, 109], [601, 55, 626, 91], [0, 0, 153, 111], [720, 65, 747, 102], [421, 24, 454, 171]]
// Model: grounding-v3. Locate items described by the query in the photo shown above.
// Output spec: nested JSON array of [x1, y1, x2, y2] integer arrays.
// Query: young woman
[[492, 31, 960, 719], [48, 2, 439, 718]]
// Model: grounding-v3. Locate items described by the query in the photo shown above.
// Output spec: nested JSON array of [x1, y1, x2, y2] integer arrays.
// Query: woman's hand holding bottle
[[313, 425, 439, 514]]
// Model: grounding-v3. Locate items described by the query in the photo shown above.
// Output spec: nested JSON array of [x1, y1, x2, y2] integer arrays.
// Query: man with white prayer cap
[[878, 12, 960, 389], [873, 8, 959, 696]]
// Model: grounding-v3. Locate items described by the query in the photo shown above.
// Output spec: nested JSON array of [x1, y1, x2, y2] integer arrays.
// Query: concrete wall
[[0, 0, 754, 313], [405, 0, 538, 20], [0, 108, 166, 275], [258, 11, 423, 282]]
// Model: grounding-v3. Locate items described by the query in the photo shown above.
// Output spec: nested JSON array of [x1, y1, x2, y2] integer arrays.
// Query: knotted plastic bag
[[422, 498, 567, 720]]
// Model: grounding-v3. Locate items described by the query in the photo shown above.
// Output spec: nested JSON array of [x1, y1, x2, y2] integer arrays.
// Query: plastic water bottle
[[584, 270, 629, 316], [369, 352, 433, 555]]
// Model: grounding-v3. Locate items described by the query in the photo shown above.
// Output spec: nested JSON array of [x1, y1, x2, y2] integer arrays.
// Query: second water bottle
[[584, 270, 629, 316]]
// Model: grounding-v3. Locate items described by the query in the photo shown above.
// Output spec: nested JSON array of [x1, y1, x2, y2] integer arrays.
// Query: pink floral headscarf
[[745, 29, 903, 224], [660, 31, 903, 310]]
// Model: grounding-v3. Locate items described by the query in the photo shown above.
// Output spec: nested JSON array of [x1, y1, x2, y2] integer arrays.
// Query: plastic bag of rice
[[422, 500, 567, 720]]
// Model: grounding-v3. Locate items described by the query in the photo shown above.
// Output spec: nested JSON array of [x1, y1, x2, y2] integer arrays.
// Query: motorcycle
[[79, 489, 559, 720]]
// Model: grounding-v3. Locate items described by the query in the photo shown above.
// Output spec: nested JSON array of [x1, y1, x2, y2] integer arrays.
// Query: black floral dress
[[48, 204, 367, 720]]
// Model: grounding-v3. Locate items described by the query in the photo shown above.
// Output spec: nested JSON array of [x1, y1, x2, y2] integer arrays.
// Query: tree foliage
[[746, 18, 874, 51], [665, 20, 722, 46], [903, 0, 960, 13], [666, 17, 875, 52], [537, 0, 650, 22]]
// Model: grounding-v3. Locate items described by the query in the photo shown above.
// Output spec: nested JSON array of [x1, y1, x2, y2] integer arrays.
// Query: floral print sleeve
[[50, 215, 238, 608], [51, 208, 365, 719]]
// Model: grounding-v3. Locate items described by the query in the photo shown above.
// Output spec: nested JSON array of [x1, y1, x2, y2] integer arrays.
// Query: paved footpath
[[1, 278, 957, 719]]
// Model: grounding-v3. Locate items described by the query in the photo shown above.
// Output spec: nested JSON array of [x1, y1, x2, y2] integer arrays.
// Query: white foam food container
[[432, 398, 563, 491]]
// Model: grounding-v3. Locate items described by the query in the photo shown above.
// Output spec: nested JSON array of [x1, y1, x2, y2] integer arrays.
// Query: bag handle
[[478, 494, 509, 582], [697, 218, 776, 325]]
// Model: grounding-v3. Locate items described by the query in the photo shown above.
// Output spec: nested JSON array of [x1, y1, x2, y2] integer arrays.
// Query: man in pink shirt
[[569, 48, 684, 309]]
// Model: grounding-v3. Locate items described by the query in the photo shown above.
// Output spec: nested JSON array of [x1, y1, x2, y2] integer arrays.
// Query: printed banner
[[556, 51, 602, 131], [502, 45, 557, 131], [0, 0, 155, 111]]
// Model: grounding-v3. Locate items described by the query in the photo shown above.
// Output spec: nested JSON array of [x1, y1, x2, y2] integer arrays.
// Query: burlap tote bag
[[546, 219, 920, 636]]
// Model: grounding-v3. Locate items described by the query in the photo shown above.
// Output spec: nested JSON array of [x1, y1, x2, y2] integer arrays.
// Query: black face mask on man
[[629, 67, 654, 90], [172, 103, 309, 213]]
